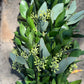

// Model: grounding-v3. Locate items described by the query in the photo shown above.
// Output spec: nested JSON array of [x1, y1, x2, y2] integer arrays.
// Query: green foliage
[[10, 0, 84, 84], [70, 80, 81, 84], [51, 3, 64, 23], [20, 0, 28, 19]]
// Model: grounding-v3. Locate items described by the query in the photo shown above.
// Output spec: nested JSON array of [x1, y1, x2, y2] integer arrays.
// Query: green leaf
[[74, 40, 79, 49], [28, 55, 34, 69], [21, 46, 29, 54], [51, 3, 64, 23], [67, 10, 84, 25], [20, 23, 26, 36], [81, 51, 84, 55], [66, 0, 76, 20], [27, 17, 37, 32], [52, 79, 56, 84], [37, 21, 48, 32], [40, 38, 50, 58], [16, 56, 29, 68], [16, 81, 22, 84], [27, 69, 35, 79], [55, 9, 65, 27], [61, 24, 69, 30], [70, 80, 81, 84], [72, 34, 84, 38], [52, 0, 58, 8], [26, 4, 33, 17], [10, 53, 16, 62], [20, 0, 28, 19], [16, 56, 26, 64], [65, 0, 71, 4], [14, 37, 21, 45], [69, 49, 81, 57], [56, 57, 77, 74], [38, 2, 47, 17]]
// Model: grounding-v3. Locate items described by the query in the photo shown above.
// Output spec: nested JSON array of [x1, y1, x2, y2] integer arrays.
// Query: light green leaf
[[21, 46, 29, 54], [27, 17, 37, 32], [52, 79, 56, 84], [38, 2, 47, 17], [16, 56, 29, 68], [56, 57, 77, 74], [61, 24, 69, 30], [16, 81, 22, 84], [66, 0, 76, 20], [65, 0, 71, 4], [10, 53, 16, 62], [51, 3, 64, 23], [16, 56, 26, 64], [74, 40, 79, 49], [67, 15, 84, 25], [20, 24, 26, 36], [40, 38, 50, 58], [28, 32, 34, 45], [20, 0, 28, 19], [37, 21, 48, 32], [67, 10, 84, 25], [70, 80, 81, 84], [15, 37, 21, 45]]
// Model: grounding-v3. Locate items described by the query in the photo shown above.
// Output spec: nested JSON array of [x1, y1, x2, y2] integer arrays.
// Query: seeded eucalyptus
[[10, 0, 84, 84]]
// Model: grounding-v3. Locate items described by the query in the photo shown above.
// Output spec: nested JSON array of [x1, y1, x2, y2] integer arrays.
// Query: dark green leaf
[[72, 34, 84, 38], [27, 69, 35, 79], [55, 9, 65, 27], [52, 0, 58, 8], [28, 55, 34, 69], [26, 4, 33, 17], [69, 49, 81, 57]]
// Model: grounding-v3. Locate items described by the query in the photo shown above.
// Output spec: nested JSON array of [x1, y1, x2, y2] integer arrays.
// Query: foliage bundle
[[10, 0, 84, 84]]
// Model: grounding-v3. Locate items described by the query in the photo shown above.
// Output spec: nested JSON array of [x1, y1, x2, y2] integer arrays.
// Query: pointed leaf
[[10, 53, 16, 62], [38, 2, 47, 17], [56, 57, 77, 74], [14, 37, 21, 45], [52, 79, 56, 84], [37, 21, 48, 32], [51, 3, 64, 23], [70, 80, 81, 84], [20, 24, 26, 36], [66, 0, 76, 19], [28, 55, 34, 69], [16, 56, 29, 68], [20, 0, 28, 19], [40, 38, 50, 58], [55, 9, 65, 27], [67, 10, 84, 25]]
